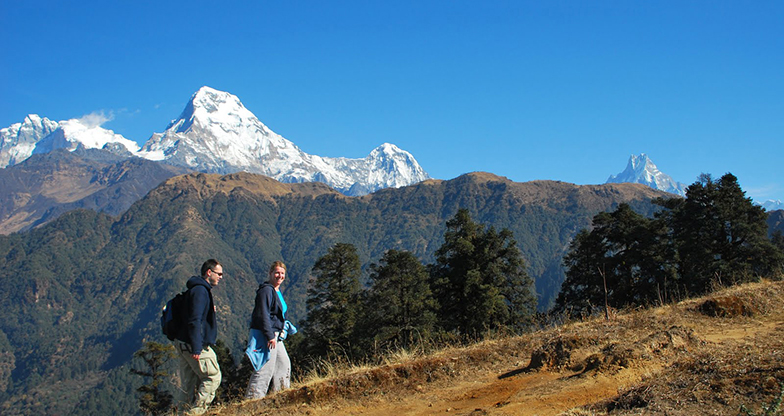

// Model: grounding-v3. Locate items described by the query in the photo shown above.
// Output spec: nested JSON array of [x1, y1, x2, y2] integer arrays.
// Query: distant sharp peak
[[191, 85, 245, 110], [760, 199, 784, 211], [628, 152, 654, 169], [1, 114, 59, 141], [619, 153, 659, 179], [167, 86, 266, 134], [0, 114, 59, 167], [370, 142, 404, 155], [606, 153, 687, 197]]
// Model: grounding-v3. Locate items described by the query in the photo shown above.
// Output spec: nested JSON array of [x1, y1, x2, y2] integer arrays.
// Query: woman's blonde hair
[[269, 261, 286, 275]]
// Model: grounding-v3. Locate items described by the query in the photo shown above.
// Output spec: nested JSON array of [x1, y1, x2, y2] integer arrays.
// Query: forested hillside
[[0, 171, 681, 415], [768, 209, 784, 236]]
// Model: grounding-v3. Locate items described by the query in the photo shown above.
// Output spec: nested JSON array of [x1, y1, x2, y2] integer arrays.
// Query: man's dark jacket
[[178, 276, 217, 353]]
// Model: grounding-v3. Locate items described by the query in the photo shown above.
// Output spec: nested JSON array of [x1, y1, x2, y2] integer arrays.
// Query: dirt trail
[[216, 280, 784, 416], [289, 356, 661, 415]]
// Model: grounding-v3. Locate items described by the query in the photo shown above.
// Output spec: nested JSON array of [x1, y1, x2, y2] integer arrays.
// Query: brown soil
[[211, 280, 784, 416]]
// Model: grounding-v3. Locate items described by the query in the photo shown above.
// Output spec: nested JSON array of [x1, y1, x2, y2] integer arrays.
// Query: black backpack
[[161, 290, 188, 341]]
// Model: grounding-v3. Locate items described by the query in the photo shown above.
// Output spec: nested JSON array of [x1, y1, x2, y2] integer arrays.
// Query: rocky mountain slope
[[0, 148, 189, 234]]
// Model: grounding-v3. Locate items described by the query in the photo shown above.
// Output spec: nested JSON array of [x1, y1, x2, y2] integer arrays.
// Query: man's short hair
[[201, 259, 222, 277]]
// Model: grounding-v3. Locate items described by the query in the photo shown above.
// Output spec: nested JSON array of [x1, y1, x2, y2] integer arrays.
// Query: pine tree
[[555, 173, 784, 317], [430, 209, 536, 336], [772, 230, 784, 254], [554, 203, 675, 317], [663, 173, 782, 293], [130, 341, 176, 416], [301, 242, 363, 360], [362, 249, 438, 352]]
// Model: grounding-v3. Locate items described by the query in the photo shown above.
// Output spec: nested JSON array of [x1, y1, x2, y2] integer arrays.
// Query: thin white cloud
[[747, 184, 783, 201]]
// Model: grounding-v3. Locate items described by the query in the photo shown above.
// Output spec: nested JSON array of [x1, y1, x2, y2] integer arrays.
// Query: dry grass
[[207, 279, 784, 416]]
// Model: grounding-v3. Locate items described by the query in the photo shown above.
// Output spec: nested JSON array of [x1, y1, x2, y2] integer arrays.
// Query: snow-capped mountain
[[0, 114, 139, 168], [139, 86, 429, 195], [1, 86, 430, 196], [33, 116, 140, 156], [606, 153, 687, 196], [0, 115, 59, 167], [761, 200, 784, 211]]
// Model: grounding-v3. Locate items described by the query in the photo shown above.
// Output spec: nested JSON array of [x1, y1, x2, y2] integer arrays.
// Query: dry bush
[[527, 335, 593, 371], [698, 295, 759, 317]]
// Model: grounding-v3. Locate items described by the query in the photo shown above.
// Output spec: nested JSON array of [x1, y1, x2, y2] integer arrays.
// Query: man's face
[[206, 264, 223, 287]]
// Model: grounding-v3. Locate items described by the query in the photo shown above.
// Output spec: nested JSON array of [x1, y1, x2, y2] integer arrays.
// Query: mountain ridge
[[1, 86, 430, 197], [0, 148, 189, 234]]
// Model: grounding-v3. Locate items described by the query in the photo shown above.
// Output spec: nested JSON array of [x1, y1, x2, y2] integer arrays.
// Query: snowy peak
[[606, 153, 687, 196], [140, 86, 302, 174], [1, 114, 59, 145], [3, 87, 430, 196], [41, 115, 140, 154], [761, 200, 784, 211], [140, 86, 429, 195], [365, 143, 429, 187], [0, 115, 59, 167], [167, 86, 266, 136], [1, 113, 140, 168]]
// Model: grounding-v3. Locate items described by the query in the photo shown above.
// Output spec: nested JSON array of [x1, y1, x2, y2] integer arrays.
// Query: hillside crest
[[217, 280, 784, 416]]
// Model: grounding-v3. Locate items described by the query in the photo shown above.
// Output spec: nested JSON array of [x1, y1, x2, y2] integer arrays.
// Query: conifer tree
[[555, 173, 783, 316], [430, 209, 536, 336], [554, 203, 675, 316], [301, 242, 363, 360], [661, 173, 782, 293], [130, 341, 175, 416], [772, 230, 784, 255], [361, 249, 438, 351]]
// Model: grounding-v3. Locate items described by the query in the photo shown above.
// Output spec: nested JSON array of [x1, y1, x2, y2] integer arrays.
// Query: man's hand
[[191, 354, 200, 360], [268, 338, 277, 349]]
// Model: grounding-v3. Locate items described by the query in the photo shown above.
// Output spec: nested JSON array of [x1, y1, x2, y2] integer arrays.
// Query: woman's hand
[[268, 338, 277, 349]]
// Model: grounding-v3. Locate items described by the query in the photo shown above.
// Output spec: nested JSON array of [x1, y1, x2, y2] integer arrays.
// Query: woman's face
[[269, 266, 286, 289]]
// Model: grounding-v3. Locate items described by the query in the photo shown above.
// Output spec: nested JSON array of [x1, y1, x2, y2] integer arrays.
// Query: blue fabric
[[245, 328, 271, 372], [277, 290, 287, 318], [245, 322, 298, 371], [279, 320, 297, 340]]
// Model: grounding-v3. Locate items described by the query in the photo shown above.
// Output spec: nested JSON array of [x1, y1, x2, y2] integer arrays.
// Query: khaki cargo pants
[[174, 340, 222, 415]]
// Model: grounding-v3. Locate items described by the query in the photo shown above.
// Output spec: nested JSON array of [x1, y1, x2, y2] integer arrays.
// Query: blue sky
[[2, 1, 782, 203]]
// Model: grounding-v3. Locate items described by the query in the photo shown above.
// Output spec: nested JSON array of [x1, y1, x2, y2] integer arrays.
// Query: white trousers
[[245, 341, 291, 399]]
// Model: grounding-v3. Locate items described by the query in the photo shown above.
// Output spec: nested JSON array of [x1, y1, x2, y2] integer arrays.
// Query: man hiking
[[173, 259, 224, 415]]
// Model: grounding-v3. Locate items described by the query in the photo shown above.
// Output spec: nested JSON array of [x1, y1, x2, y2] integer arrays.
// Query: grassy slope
[[210, 279, 784, 416]]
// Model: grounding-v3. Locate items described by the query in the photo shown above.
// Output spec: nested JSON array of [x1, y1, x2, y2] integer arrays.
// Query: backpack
[[161, 290, 188, 341]]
